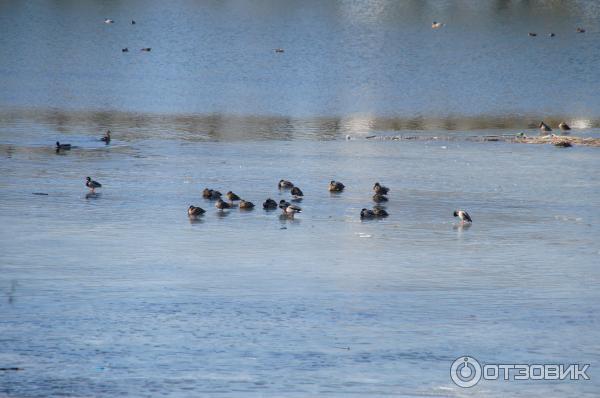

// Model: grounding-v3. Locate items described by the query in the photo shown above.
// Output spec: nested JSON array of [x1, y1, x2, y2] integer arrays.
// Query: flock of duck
[[62, 129, 477, 224]]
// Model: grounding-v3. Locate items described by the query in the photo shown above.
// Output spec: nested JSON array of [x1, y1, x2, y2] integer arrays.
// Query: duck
[[549, 33, 555, 37], [360, 208, 376, 219], [454, 210, 472, 224], [104, 19, 114, 24], [56, 141, 71, 150], [131, 20, 136, 25], [279, 179, 294, 189], [291, 186, 303, 198], [373, 208, 389, 218], [329, 180, 345, 192], [528, 32, 537, 37], [122, 48, 129, 52], [215, 198, 231, 210], [85, 177, 102, 192], [432, 21, 444, 29], [202, 188, 222, 200], [576, 27, 585, 33], [274, 48, 285, 53], [226, 191, 241, 202], [141, 48, 151, 52], [539, 121, 552, 132], [373, 193, 388, 203], [263, 198, 278, 210], [188, 205, 205, 217], [239, 199, 255, 209], [373, 182, 389, 195], [280, 201, 301, 217], [101, 130, 111, 143], [559, 122, 571, 131]]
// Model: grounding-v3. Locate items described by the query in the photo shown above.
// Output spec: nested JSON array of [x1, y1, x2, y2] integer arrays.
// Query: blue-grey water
[[1, 1, 600, 397]]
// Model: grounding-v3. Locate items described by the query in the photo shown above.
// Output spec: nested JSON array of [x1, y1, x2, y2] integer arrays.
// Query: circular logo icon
[[450, 356, 482, 388]]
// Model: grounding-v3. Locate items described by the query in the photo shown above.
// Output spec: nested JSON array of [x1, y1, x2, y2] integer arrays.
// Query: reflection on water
[[1, 109, 600, 145]]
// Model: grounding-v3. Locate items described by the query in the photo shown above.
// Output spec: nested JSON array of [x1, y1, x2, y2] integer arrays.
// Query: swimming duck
[[226, 191, 241, 202], [274, 48, 285, 53], [539, 121, 552, 132], [373, 193, 388, 203], [528, 32, 537, 37], [373, 182, 389, 195], [104, 19, 114, 24], [239, 199, 255, 209], [202, 188, 222, 200], [122, 48, 129, 52], [263, 198, 278, 210], [131, 20, 136, 25], [56, 141, 71, 150], [454, 210, 472, 223], [329, 180, 345, 192], [281, 203, 302, 217], [141, 48, 151, 52], [360, 208, 376, 219], [188, 205, 205, 217], [559, 122, 571, 131], [432, 21, 444, 29], [576, 27, 585, 33], [101, 130, 111, 143], [215, 198, 231, 210], [85, 177, 102, 192], [373, 208, 389, 218], [549, 33, 555, 37], [279, 179, 294, 189], [291, 186, 303, 198]]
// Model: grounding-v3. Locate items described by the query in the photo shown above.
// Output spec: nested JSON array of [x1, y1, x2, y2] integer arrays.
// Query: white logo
[[450, 356, 482, 387], [451, 356, 590, 388]]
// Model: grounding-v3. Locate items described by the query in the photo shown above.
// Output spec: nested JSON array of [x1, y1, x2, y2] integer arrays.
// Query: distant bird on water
[[263, 198, 278, 210], [360, 208, 375, 219], [122, 48, 129, 52], [215, 198, 231, 210], [203, 188, 222, 200], [576, 27, 585, 33], [188, 205, 205, 217], [56, 141, 71, 150], [226, 191, 241, 202], [101, 130, 111, 143], [454, 210, 472, 224], [131, 20, 136, 25], [528, 32, 537, 37], [279, 179, 294, 189], [279, 200, 301, 217], [329, 180, 345, 192], [291, 186, 303, 198], [373, 182, 389, 195], [104, 19, 114, 24], [86, 177, 102, 192], [539, 121, 552, 132], [549, 33, 555, 37], [559, 122, 571, 131], [274, 48, 285, 53], [432, 21, 444, 29], [141, 48, 151, 52], [239, 199, 255, 210]]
